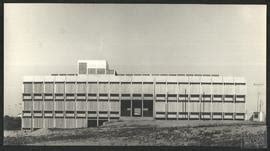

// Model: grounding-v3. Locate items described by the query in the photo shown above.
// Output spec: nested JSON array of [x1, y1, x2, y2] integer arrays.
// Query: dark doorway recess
[[132, 100, 142, 117], [88, 120, 97, 127], [121, 100, 131, 116], [143, 100, 153, 117]]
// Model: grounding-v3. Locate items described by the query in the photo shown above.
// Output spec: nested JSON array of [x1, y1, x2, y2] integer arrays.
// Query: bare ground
[[4, 120, 267, 148]]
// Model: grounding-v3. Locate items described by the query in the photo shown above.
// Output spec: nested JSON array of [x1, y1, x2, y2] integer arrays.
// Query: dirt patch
[[26, 128, 52, 137]]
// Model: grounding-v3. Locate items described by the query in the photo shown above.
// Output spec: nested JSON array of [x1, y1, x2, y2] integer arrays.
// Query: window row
[[24, 83, 246, 95]]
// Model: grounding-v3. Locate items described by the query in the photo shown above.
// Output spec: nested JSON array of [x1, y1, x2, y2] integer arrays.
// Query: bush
[[4, 115, 21, 130]]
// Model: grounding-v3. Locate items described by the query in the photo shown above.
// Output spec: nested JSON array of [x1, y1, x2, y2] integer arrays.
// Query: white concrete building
[[22, 60, 247, 130]]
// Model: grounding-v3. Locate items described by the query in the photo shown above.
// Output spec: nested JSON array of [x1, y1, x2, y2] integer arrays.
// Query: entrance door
[[143, 100, 153, 117], [121, 100, 131, 116], [132, 100, 142, 117]]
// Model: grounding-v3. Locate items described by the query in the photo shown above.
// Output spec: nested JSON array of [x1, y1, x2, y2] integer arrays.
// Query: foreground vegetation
[[4, 120, 266, 148], [4, 115, 21, 130]]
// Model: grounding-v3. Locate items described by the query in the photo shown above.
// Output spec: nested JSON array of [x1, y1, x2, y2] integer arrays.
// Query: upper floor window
[[78, 62, 87, 74]]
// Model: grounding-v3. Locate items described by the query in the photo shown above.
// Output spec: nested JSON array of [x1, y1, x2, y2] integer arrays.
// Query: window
[[45, 82, 54, 94], [24, 82, 33, 93], [79, 62, 87, 74], [106, 69, 114, 74], [55, 82, 64, 94], [77, 82, 86, 93], [97, 68, 105, 74], [66, 82, 76, 94], [34, 82, 43, 93], [88, 68, 96, 74]]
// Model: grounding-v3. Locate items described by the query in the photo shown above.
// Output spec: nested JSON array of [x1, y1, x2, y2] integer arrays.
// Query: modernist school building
[[22, 60, 246, 130]]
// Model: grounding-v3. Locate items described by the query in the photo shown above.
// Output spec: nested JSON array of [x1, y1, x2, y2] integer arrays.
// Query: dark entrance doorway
[[132, 100, 142, 117], [143, 100, 153, 117], [121, 99, 153, 117], [121, 100, 131, 116]]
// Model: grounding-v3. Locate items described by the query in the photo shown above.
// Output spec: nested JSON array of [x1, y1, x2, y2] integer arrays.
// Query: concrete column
[[176, 81, 179, 120], [31, 82, 34, 131], [176, 83, 179, 120], [165, 81, 168, 120], [42, 81, 45, 128], [118, 82, 121, 118], [233, 82, 236, 120], [222, 79, 224, 121], [64, 80, 66, 128], [130, 80, 133, 117], [141, 83, 143, 117], [108, 81, 111, 122], [86, 81, 89, 127], [75, 81, 77, 128], [202, 92, 205, 120], [210, 81, 213, 120], [199, 79, 202, 120], [185, 89, 187, 119], [53, 81, 56, 128], [97, 81, 99, 127], [188, 78, 190, 120], [153, 79, 156, 119], [244, 94, 247, 121], [21, 93, 23, 131]]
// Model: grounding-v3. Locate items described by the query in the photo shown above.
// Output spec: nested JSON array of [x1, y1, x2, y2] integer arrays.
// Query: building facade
[[22, 60, 246, 130]]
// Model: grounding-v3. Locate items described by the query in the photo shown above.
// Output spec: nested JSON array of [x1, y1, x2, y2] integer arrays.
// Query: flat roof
[[23, 74, 246, 83]]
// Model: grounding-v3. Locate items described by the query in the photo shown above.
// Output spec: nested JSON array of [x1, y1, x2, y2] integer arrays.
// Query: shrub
[[4, 115, 21, 130]]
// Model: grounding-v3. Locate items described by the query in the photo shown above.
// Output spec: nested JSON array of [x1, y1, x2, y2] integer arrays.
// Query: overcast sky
[[4, 4, 266, 116]]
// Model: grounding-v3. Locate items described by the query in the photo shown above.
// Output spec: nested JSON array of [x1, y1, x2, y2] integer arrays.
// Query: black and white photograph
[[4, 4, 267, 147]]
